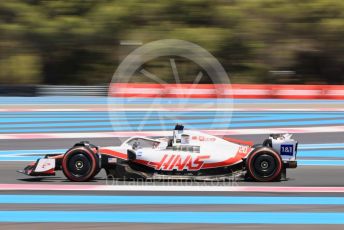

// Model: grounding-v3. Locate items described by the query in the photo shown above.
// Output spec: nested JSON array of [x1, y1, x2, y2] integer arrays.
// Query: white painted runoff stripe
[[0, 125, 342, 140]]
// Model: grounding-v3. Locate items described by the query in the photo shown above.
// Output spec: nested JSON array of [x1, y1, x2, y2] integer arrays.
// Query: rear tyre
[[62, 147, 99, 182], [246, 147, 282, 182]]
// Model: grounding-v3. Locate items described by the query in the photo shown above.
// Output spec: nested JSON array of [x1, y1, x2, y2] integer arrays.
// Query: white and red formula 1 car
[[19, 124, 298, 182]]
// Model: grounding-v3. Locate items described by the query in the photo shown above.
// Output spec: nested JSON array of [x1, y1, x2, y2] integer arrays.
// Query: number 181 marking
[[281, 144, 294, 156]]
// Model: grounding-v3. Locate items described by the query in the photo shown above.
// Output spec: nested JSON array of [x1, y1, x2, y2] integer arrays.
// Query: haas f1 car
[[19, 125, 298, 182]]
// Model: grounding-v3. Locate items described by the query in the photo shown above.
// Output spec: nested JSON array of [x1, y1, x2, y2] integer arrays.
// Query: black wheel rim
[[67, 153, 92, 178], [253, 153, 277, 178]]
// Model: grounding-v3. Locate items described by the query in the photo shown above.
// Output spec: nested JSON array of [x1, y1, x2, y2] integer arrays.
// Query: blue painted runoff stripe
[[2, 195, 344, 205], [3, 118, 344, 133], [0, 117, 266, 127], [0, 149, 65, 156], [298, 150, 344, 158], [1, 211, 344, 224], [0, 113, 343, 124], [300, 143, 344, 150], [0, 156, 40, 161], [299, 160, 344, 166], [5, 115, 344, 128]]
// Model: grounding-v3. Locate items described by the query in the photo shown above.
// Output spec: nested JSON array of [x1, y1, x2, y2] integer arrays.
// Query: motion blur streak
[[0, 98, 342, 229], [3, 195, 344, 205], [1, 1, 343, 85], [1, 211, 344, 224]]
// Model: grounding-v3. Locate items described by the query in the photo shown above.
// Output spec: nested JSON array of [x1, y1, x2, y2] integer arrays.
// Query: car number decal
[[280, 144, 294, 156]]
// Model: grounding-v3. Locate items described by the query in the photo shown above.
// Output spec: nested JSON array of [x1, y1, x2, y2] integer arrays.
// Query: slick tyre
[[246, 147, 283, 182], [62, 147, 99, 182]]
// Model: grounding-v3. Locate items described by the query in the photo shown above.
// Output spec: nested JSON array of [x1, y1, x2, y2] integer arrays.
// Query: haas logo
[[149, 154, 210, 171], [42, 162, 51, 168]]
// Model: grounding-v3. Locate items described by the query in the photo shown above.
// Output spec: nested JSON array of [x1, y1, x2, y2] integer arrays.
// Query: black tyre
[[62, 147, 99, 182], [262, 139, 272, 147], [246, 147, 282, 182]]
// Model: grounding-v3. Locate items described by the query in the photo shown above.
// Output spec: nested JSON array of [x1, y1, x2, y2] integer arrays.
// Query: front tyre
[[246, 147, 282, 182], [62, 147, 99, 182]]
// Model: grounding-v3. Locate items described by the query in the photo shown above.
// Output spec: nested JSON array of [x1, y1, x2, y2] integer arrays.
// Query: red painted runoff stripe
[[109, 83, 344, 99]]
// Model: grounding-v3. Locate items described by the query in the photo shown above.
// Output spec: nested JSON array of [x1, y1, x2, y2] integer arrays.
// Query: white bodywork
[[21, 127, 298, 178], [102, 129, 252, 171], [34, 158, 55, 173], [269, 134, 298, 161]]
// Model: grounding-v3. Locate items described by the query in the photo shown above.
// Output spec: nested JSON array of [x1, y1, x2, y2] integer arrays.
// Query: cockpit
[[169, 124, 201, 152], [125, 137, 160, 150], [123, 124, 201, 153]]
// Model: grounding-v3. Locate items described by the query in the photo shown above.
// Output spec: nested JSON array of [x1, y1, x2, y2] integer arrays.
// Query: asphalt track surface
[[1, 97, 344, 229]]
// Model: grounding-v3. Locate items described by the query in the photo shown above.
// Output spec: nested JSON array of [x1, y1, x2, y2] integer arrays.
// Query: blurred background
[[2, 4, 344, 227], [0, 0, 343, 86]]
